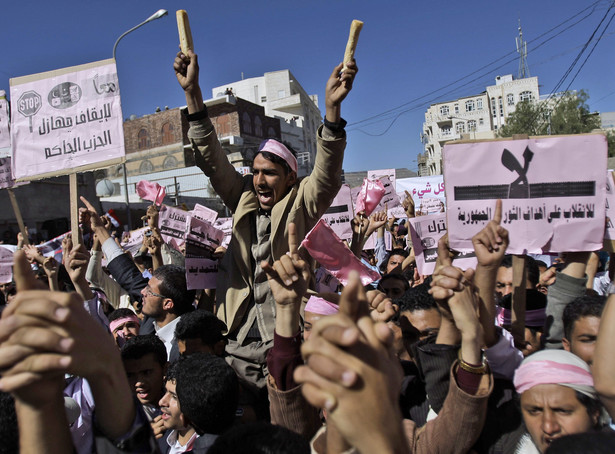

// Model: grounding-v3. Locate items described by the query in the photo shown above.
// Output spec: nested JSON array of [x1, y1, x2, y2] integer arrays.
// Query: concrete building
[[100, 95, 282, 227], [418, 75, 540, 176], [211, 70, 321, 177]]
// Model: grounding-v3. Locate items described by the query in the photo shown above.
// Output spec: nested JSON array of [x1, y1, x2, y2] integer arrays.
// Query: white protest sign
[[10, 59, 125, 180], [0, 246, 13, 284], [184, 216, 224, 290], [367, 169, 396, 193], [213, 217, 233, 248], [158, 205, 188, 251], [321, 184, 354, 240], [408, 213, 477, 275], [0, 91, 10, 152], [191, 203, 218, 224], [0, 158, 14, 189], [396, 176, 446, 214], [444, 134, 607, 253], [120, 227, 149, 257]]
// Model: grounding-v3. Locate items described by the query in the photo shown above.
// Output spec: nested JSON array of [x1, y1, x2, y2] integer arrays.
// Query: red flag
[[301, 219, 381, 286], [136, 180, 166, 206], [355, 178, 385, 216]]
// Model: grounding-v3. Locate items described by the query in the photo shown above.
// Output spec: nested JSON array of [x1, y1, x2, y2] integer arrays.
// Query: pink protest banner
[[444, 134, 607, 253], [408, 213, 477, 275], [363, 230, 392, 251], [136, 180, 166, 206], [10, 59, 125, 180], [184, 216, 224, 290], [321, 184, 353, 240], [367, 168, 396, 191], [191, 203, 218, 224], [301, 219, 381, 286], [396, 176, 446, 214], [0, 158, 14, 189], [355, 178, 386, 217], [0, 91, 10, 151], [213, 217, 233, 248], [0, 246, 13, 284], [604, 171, 615, 251], [158, 205, 188, 251]]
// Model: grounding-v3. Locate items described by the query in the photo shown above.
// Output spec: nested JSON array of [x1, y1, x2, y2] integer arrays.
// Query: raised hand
[[325, 60, 358, 123], [174, 50, 200, 93], [262, 223, 310, 307], [472, 200, 508, 268], [401, 190, 415, 218]]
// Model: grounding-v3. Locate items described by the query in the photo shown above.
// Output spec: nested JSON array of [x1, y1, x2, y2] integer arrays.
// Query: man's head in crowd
[[395, 282, 441, 354], [175, 353, 239, 436], [514, 350, 605, 453], [140, 265, 195, 323], [303, 296, 339, 342], [174, 310, 227, 357], [500, 289, 547, 357], [252, 140, 297, 211], [562, 294, 606, 367], [121, 335, 167, 407], [108, 308, 141, 347], [159, 361, 193, 435], [382, 248, 409, 275], [495, 255, 539, 302], [208, 421, 310, 454], [378, 273, 410, 300]]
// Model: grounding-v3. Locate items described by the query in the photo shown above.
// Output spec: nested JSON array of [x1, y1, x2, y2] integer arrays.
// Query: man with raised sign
[[173, 49, 357, 400]]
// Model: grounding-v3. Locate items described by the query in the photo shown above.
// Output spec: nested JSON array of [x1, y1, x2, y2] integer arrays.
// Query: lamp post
[[113, 9, 168, 229]]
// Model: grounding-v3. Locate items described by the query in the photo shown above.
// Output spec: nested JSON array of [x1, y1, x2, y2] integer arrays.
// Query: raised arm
[[593, 293, 615, 418]]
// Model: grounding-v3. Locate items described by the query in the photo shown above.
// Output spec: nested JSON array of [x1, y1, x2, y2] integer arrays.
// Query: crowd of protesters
[[0, 49, 613, 454]]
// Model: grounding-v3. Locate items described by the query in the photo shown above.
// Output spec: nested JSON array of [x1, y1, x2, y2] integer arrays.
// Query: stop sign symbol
[[17, 91, 42, 117]]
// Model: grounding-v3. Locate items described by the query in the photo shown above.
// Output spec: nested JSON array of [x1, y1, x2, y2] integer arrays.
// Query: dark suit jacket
[[107, 252, 148, 304]]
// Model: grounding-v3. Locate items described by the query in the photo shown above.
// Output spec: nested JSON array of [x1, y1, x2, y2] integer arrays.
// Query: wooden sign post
[[7, 188, 28, 246]]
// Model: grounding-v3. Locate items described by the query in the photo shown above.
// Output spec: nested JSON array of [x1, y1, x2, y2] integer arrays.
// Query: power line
[[347, 0, 603, 135]]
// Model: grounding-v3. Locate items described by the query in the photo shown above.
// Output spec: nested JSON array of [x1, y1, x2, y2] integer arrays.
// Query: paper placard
[[444, 134, 607, 253], [321, 184, 353, 240], [10, 59, 125, 180]]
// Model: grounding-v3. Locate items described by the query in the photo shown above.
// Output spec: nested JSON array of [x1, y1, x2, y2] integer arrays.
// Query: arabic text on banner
[[604, 171, 615, 251], [0, 246, 13, 284], [184, 216, 224, 290], [159, 205, 188, 251], [321, 184, 354, 240], [408, 213, 477, 276], [10, 59, 125, 179], [213, 217, 233, 248], [396, 176, 446, 214], [443, 134, 607, 254]]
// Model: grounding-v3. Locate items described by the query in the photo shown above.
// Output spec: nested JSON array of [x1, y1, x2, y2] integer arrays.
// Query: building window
[[465, 100, 475, 112], [137, 129, 149, 150], [477, 99, 483, 110], [139, 160, 154, 173], [498, 97, 504, 116], [455, 122, 465, 133], [297, 151, 310, 166], [479, 118, 484, 126], [491, 98, 497, 117], [161, 123, 174, 145], [267, 126, 276, 137], [520, 91, 533, 102], [454, 103, 459, 114], [441, 126, 451, 136], [254, 116, 263, 137], [507, 93, 515, 106], [440, 105, 449, 116], [468, 120, 477, 132], [163, 156, 178, 169], [242, 112, 252, 134], [261, 96, 267, 102]]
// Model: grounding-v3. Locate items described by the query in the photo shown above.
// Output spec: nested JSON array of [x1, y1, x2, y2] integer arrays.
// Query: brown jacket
[[187, 117, 345, 336], [268, 362, 493, 454]]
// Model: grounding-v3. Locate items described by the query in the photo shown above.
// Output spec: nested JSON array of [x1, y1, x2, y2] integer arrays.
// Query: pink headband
[[110, 315, 141, 334], [305, 296, 339, 316], [513, 359, 594, 395], [258, 139, 297, 174]]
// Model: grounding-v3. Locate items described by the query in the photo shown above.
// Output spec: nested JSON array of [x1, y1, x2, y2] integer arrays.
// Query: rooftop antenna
[[516, 19, 530, 79]]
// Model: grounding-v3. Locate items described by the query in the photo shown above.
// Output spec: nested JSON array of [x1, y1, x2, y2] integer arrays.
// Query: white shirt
[[166, 429, 198, 454], [154, 317, 181, 359]]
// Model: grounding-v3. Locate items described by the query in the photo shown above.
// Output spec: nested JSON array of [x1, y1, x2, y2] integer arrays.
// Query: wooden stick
[[69, 173, 81, 244], [343, 20, 363, 71], [7, 188, 28, 246]]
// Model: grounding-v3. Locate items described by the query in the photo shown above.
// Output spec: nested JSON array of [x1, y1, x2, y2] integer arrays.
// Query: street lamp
[[112, 9, 168, 229]]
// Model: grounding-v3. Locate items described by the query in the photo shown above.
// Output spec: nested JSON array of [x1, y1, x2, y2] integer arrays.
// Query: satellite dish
[[96, 179, 115, 197]]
